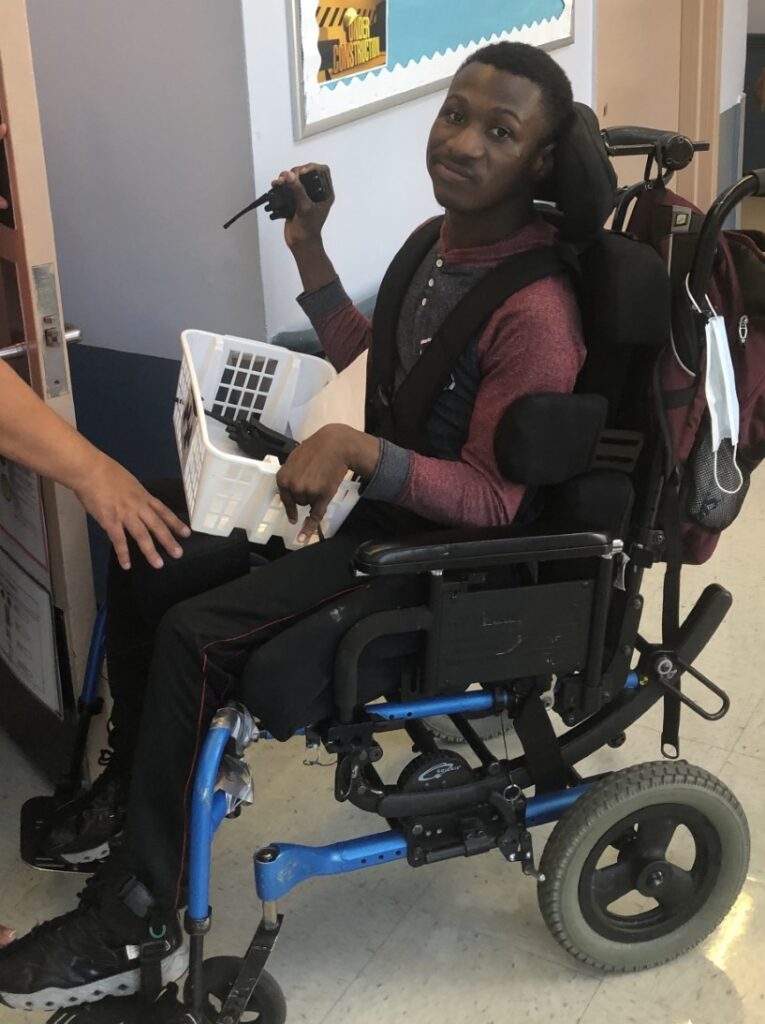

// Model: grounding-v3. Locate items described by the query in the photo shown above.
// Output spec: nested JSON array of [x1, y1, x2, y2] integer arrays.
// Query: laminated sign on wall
[[290, 0, 574, 136]]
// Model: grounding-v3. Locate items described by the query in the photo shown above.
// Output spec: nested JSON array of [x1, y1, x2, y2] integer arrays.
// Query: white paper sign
[[289, 350, 368, 442], [0, 545, 61, 716]]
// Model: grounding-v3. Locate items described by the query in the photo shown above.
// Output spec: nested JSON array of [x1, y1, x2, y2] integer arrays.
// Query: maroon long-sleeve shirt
[[298, 217, 586, 529]]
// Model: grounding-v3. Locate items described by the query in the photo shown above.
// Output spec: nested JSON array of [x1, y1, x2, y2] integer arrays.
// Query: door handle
[[0, 323, 83, 362]]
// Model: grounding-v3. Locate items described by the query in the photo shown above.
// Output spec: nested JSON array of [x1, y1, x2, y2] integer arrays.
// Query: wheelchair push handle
[[688, 170, 765, 307], [601, 126, 709, 171]]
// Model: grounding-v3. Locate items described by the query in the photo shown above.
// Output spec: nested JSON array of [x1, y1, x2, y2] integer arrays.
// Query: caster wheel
[[184, 957, 286, 1023], [538, 761, 749, 972]]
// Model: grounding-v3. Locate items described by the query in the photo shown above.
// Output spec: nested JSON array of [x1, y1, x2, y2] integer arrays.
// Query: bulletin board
[[289, 0, 574, 137]]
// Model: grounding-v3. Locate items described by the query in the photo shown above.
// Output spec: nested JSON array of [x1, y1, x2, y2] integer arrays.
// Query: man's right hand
[[272, 163, 334, 252]]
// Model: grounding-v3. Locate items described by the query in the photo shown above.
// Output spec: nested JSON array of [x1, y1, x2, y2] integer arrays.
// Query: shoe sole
[[0, 944, 189, 1011], [59, 839, 113, 865]]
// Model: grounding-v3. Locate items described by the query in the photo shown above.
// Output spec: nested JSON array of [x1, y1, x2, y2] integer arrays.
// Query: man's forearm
[[0, 361, 101, 490], [290, 239, 338, 295]]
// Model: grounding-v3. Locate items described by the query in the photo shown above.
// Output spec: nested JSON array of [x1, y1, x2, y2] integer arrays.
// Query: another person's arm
[[0, 361, 189, 570]]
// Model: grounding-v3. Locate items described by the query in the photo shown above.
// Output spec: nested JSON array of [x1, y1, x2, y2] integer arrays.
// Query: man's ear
[[532, 142, 555, 183]]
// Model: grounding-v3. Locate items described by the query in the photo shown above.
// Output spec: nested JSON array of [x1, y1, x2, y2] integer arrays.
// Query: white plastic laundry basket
[[175, 330, 360, 548]]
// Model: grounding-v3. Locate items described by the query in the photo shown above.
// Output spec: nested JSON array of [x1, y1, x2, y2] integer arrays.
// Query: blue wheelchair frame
[[77, 604, 642, 1020]]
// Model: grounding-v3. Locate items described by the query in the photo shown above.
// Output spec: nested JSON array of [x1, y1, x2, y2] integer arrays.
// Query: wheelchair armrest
[[353, 526, 615, 576]]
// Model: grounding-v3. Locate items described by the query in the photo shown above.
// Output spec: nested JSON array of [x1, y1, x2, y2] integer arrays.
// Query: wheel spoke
[[633, 815, 678, 860], [592, 859, 638, 910], [654, 865, 695, 913]]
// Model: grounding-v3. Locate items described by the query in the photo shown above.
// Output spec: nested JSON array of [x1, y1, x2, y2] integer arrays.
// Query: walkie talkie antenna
[[223, 192, 269, 230]]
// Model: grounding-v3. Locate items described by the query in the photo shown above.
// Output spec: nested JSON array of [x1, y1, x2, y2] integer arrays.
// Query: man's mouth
[[432, 159, 476, 184]]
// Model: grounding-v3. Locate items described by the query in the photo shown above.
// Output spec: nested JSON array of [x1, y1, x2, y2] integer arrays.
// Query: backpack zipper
[[739, 315, 749, 345]]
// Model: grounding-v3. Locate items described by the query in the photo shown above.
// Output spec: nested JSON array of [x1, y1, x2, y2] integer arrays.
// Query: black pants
[[105, 483, 427, 907]]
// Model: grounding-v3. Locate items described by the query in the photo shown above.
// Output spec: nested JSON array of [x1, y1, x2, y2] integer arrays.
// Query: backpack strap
[[653, 355, 685, 758], [660, 477, 683, 758], [377, 244, 576, 450], [367, 217, 445, 437]]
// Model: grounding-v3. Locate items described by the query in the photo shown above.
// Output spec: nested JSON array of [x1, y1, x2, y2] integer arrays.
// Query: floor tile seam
[[573, 980, 605, 1024]]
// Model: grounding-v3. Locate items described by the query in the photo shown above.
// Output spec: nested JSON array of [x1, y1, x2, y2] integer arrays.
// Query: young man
[[0, 42, 584, 1010]]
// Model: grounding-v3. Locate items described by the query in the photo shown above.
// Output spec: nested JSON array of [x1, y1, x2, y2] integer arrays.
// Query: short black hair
[[461, 42, 574, 145]]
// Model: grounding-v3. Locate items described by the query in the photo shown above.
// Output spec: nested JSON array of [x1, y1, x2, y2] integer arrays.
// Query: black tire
[[424, 711, 513, 744], [538, 761, 749, 973], [184, 957, 287, 1023]]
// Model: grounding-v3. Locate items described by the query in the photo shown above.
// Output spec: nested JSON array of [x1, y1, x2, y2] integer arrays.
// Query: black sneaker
[[0, 874, 188, 1011], [42, 753, 130, 866]]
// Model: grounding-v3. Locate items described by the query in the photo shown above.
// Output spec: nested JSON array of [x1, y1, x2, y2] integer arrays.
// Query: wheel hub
[[637, 860, 671, 896]]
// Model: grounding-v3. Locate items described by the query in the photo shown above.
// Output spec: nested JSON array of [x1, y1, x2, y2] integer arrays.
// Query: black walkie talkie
[[223, 168, 333, 229]]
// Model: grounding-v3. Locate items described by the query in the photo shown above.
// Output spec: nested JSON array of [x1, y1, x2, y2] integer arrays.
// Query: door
[[0, 0, 95, 772], [597, 0, 723, 209]]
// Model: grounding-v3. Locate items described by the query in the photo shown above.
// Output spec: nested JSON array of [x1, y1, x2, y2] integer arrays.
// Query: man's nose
[[447, 125, 484, 162]]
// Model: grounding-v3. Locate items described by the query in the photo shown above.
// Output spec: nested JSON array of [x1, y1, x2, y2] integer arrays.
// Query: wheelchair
[[23, 106, 758, 1023]]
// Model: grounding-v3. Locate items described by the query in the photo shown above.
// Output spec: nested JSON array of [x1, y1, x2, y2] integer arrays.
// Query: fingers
[[107, 523, 132, 572], [297, 502, 327, 544], [277, 483, 299, 525], [126, 519, 164, 571], [149, 497, 192, 540], [0, 926, 16, 948]]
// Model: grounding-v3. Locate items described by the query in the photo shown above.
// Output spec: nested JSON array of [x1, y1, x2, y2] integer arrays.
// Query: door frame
[[675, 0, 724, 208], [0, 1, 95, 767]]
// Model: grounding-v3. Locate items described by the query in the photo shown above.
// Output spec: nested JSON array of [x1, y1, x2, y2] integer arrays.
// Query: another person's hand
[[72, 453, 191, 571], [0, 925, 15, 948], [0, 123, 8, 211], [276, 424, 380, 543], [272, 163, 334, 252]]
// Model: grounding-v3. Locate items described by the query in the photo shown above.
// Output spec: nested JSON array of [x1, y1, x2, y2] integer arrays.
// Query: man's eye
[[490, 126, 513, 140], [445, 110, 464, 124]]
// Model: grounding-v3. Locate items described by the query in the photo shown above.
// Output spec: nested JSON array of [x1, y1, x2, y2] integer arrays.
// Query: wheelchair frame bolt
[[656, 657, 675, 678]]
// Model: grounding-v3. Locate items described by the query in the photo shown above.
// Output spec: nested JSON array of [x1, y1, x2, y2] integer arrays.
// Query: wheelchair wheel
[[183, 957, 286, 1023], [538, 761, 749, 972]]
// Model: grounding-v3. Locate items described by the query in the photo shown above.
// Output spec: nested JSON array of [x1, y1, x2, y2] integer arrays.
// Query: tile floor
[[0, 474, 764, 1023]]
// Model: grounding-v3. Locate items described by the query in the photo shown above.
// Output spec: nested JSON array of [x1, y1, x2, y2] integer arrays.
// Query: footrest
[[20, 796, 99, 874]]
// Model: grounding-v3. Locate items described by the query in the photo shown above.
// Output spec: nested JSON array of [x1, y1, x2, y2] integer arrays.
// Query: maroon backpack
[[628, 184, 765, 564]]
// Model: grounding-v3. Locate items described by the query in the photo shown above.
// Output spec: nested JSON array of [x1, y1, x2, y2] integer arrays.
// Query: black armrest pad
[[354, 526, 613, 576]]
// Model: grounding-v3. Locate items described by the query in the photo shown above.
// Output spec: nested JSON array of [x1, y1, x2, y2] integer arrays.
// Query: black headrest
[[536, 103, 618, 242]]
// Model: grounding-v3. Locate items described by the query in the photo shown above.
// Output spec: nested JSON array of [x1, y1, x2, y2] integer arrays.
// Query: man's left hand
[[276, 424, 380, 543]]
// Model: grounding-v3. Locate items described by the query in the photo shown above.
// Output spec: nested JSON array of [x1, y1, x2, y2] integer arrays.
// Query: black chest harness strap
[[366, 216, 578, 451]]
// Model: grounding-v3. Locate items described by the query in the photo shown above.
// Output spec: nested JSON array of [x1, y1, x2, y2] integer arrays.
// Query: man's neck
[[443, 201, 535, 251]]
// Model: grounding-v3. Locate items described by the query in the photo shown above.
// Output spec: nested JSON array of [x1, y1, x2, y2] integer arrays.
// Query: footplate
[[20, 796, 102, 874]]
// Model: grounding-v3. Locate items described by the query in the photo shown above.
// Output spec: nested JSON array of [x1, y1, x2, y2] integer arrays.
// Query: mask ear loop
[[713, 444, 745, 496]]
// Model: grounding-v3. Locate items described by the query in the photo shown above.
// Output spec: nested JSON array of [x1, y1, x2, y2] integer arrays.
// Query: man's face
[[426, 63, 553, 216]]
